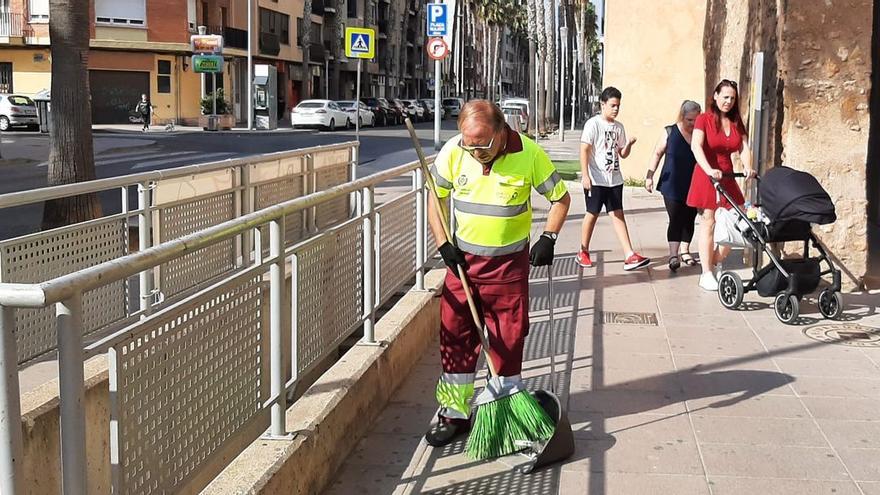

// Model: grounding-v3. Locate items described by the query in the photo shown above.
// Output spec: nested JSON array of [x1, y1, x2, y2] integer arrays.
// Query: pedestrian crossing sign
[[345, 27, 375, 59]]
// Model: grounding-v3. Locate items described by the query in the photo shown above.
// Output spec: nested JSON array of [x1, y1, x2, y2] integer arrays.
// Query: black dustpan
[[517, 264, 575, 474]]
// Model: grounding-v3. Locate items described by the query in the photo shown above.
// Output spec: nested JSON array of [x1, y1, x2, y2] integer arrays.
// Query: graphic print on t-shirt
[[603, 128, 620, 174]]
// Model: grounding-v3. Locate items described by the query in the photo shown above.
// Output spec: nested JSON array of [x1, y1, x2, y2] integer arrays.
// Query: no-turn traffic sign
[[426, 37, 449, 61]]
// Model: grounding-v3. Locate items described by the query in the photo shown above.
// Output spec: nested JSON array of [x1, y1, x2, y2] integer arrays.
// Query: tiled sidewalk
[[326, 180, 880, 494]]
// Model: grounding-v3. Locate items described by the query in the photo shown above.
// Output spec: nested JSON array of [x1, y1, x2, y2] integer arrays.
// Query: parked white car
[[400, 99, 425, 122], [336, 100, 375, 127], [0, 94, 39, 131], [291, 99, 351, 131], [442, 97, 465, 117]]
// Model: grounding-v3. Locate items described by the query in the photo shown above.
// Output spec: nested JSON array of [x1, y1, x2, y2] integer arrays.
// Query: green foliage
[[200, 88, 231, 115], [624, 177, 647, 188]]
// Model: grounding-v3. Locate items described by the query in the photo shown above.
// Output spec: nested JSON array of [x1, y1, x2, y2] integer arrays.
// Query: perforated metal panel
[[293, 220, 363, 376], [255, 176, 307, 246], [314, 164, 351, 229], [377, 194, 417, 303], [0, 218, 128, 363], [159, 193, 236, 297], [109, 272, 264, 495]]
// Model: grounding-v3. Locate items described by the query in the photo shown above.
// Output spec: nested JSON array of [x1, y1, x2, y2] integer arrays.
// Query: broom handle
[[548, 263, 556, 394], [405, 119, 499, 378]]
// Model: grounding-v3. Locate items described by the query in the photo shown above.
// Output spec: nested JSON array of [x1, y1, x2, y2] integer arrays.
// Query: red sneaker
[[576, 251, 593, 268], [623, 252, 650, 271]]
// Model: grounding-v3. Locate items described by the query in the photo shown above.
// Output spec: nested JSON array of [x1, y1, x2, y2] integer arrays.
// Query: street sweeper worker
[[424, 100, 571, 447]]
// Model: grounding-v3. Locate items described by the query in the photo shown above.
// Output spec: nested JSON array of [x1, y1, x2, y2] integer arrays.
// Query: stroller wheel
[[717, 271, 744, 309], [774, 293, 800, 324], [818, 289, 843, 319]]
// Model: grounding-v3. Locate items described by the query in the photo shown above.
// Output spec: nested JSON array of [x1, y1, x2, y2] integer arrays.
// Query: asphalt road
[[0, 120, 460, 239]]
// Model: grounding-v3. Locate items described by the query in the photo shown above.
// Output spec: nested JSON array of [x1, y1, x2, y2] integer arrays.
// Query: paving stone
[[700, 444, 850, 480], [708, 477, 862, 495], [817, 419, 880, 450], [692, 415, 827, 447]]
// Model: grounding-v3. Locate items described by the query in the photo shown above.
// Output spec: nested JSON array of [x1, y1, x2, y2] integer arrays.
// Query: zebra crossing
[[36, 149, 240, 171]]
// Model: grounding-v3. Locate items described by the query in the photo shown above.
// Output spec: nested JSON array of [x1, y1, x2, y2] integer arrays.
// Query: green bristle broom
[[405, 119, 555, 460]]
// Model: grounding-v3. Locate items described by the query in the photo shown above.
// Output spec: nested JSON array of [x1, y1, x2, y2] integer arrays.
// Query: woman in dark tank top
[[645, 100, 702, 272]]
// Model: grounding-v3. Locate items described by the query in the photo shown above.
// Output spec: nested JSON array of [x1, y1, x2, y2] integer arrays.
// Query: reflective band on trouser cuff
[[436, 373, 476, 420], [455, 236, 530, 257], [454, 199, 529, 217], [429, 165, 454, 190], [535, 171, 562, 195]]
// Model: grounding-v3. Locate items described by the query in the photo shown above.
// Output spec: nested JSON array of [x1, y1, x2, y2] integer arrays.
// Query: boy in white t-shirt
[[577, 87, 650, 270]]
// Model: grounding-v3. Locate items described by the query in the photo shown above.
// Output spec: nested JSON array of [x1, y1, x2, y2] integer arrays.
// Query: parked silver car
[[0, 94, 39, 131]]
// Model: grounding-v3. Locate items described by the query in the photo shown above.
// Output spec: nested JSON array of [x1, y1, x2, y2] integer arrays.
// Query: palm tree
[[526, 0, 538, 134], [43, 0, 101, 229], [330, 0, 345, 99], [301, 0, 313, 99]]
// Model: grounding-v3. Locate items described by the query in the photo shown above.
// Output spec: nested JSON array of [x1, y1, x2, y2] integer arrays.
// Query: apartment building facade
[[0, 0, 435, 126]]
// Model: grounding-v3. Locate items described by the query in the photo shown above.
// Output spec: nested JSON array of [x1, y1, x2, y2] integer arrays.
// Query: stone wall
[[601, 0, 707, 181], [704, 0, 875, 290]]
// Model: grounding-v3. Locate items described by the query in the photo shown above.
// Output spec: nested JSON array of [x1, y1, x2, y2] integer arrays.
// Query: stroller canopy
[[759, 166, 836, 225]]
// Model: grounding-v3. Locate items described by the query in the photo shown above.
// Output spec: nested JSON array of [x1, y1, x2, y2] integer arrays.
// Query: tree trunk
[[527, 0, 537, 134], [330, 0, 345, 99], [400, 3, 410, 98], [43, 0, 101, 230], [363, 0, 373, 98], [302, 0, 313, 100]]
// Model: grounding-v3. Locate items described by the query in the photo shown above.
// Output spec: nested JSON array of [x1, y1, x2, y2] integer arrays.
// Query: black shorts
[[584, 185, 624, 214]]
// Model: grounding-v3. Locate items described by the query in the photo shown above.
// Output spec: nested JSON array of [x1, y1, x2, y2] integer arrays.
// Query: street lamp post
[[558, 26, 567, 142], [247, 0, 253, 130]]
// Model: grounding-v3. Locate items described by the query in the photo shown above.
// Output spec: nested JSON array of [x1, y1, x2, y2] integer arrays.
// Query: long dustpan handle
[[404, 118, 499, 378], [548, 263, 556, 394]]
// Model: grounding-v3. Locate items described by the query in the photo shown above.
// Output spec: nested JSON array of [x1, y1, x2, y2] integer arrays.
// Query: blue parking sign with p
[[427, 3, 448, 37]]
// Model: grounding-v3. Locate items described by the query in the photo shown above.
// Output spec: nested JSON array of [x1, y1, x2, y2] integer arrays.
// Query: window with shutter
[[28, 0, 48, 22], [95, 0, 146, 26]]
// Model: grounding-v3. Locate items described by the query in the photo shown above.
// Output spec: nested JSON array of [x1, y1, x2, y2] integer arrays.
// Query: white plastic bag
[[714, 207, 748, 247]]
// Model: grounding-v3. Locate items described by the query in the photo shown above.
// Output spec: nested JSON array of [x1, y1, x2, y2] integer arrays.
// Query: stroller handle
[[710, 172, 760, 188]]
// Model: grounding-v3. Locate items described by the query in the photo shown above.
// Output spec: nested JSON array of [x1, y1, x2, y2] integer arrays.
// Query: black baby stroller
[[714, 167, 843, 324]]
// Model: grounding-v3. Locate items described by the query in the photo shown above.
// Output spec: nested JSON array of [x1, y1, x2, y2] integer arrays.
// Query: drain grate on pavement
[[603, 311, 658, 326], [803, 323, 880, 347]]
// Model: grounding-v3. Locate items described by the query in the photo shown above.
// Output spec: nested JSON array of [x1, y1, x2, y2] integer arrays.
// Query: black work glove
[[439, 242, 467, 277], [529, 235, 555, 266]]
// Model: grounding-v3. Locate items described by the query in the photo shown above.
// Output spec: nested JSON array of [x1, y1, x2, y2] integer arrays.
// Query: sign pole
[[356, 58, 362, 142], [434, 59, 441, 150], [212, 72, 217, 117]]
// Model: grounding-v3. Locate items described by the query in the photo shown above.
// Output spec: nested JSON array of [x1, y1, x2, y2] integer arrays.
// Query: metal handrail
[[0, 153, 435, 495], [0, 141, 358, 209], [0, 158, 421, 307]]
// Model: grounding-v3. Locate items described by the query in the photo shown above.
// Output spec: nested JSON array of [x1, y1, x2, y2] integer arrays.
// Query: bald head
[[457, 100, 506, 134], [456, 100, 508, 165]]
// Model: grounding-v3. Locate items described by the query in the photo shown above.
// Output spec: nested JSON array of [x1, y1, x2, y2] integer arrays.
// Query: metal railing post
[[138, 181, 155, 315], [361, 186, 376, 344], [413, 168, 425, 291], [0, 306, 23, 495], [57, 293, 86, 495], [306, 154, 318, 232], [267, 216, 287, 437]]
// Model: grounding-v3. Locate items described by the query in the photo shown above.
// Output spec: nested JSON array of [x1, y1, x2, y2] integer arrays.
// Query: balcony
[[259, 31, 280, 56], [0, 12, 23, 38], [311, 0, 325, 15], [224, 27, 248, 50], [204, 25, 248, 50]]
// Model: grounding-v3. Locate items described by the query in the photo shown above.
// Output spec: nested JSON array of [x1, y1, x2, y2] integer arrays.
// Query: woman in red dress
[[687, 80, 756, 291]]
